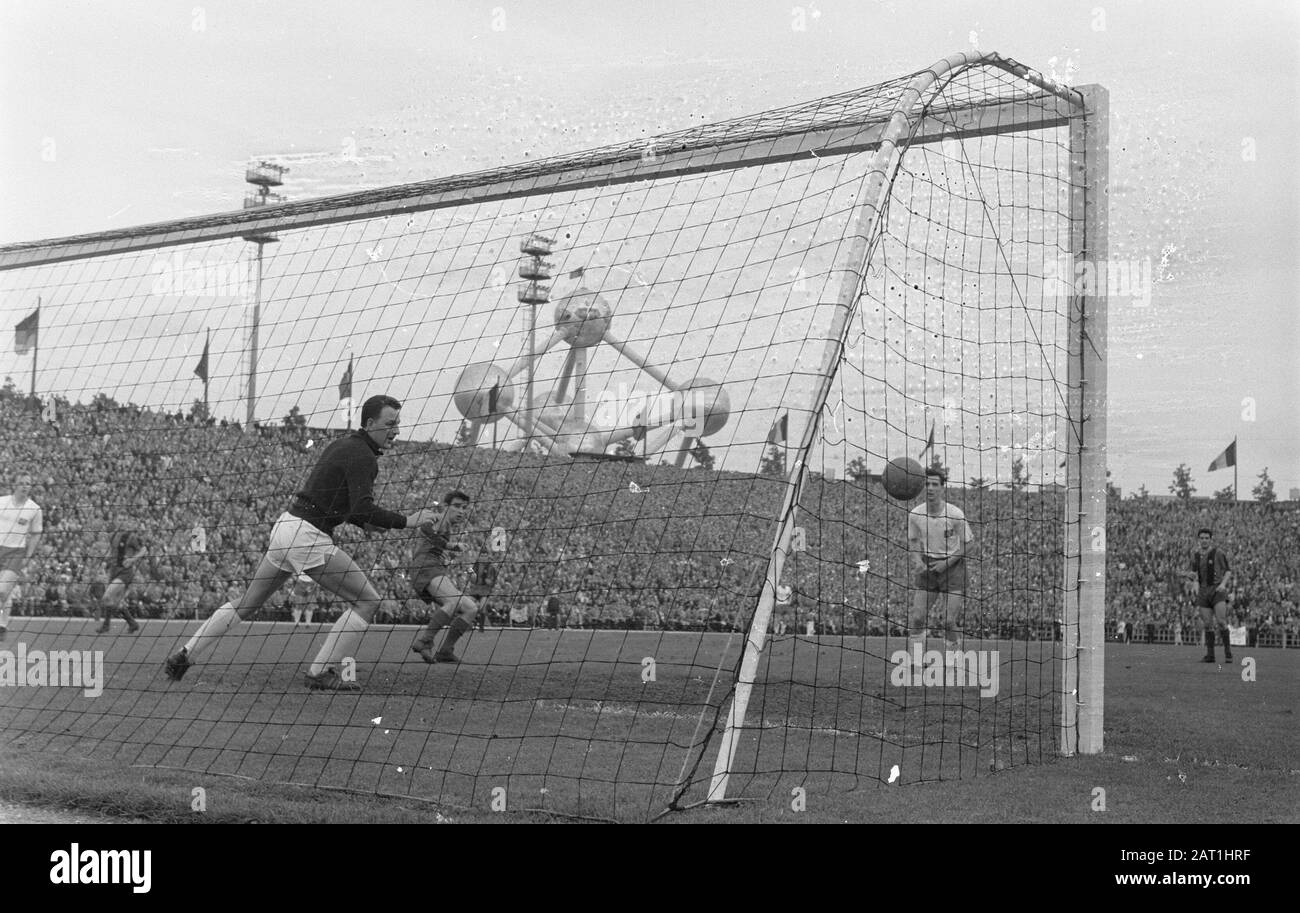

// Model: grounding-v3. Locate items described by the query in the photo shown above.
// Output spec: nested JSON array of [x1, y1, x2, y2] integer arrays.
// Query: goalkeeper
[[409, 490, 477, 664]]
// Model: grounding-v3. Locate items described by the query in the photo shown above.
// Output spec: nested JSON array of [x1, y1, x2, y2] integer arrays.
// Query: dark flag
[[194, 338, 209, 383], [920, 421, 935, 456], [1207, 440, 1236, 472], [14, 309, 38, 355], [487, 380, 501, 414], [338, 357, 354, 402], [767, 413, 788, 445], [568, 267, 585, 279]]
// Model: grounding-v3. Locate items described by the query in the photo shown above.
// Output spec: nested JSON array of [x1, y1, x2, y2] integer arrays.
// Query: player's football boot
[[411, 641, 437, 664], [304, 669, 361, 692], [95, 622, 111, 634], [127, 623, 141, 634], [433, 651, 460, 664], [1200, 654, 1216, 663], [164, 647, 193, 680]]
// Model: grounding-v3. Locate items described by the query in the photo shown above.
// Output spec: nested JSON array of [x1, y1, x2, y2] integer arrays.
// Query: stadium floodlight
[[242, 160, 289, 428], [0, 52, 1107, 822]]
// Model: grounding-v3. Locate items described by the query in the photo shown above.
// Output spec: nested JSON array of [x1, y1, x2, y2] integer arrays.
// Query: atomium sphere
[[552, 288, 613, 348], [680, 376, 730, 438], [453, 362, 515, 422]]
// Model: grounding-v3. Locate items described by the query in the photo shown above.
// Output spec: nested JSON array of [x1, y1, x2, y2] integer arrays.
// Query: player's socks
[[308, 609, 368, 676], [184, 604, 241, 661], [417, 608, 454, 645], [1203, 629, 1215, 658], [1220, 628, 1233, 659], [441, 617, 472, 652]]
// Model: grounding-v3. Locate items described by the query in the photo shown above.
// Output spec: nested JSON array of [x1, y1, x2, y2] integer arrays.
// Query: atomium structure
[[453, 237, 730, 464]]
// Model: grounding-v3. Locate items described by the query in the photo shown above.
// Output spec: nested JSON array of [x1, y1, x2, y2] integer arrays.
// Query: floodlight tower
[[242, 160, 289, 429], [518, 233, 554, 446]]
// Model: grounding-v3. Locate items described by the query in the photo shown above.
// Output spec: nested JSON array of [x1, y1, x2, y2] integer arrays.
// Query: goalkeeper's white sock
[[183, 604, 240, 660], [309, 609, 368, 677]]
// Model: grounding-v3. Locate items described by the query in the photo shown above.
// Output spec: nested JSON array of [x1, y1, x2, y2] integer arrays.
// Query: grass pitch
[[0, 618, 1295, 823]]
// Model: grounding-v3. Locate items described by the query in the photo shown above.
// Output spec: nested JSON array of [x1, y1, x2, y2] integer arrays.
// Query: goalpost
[[702, 52, 1109, 804], [0, 52, 1106, 821]]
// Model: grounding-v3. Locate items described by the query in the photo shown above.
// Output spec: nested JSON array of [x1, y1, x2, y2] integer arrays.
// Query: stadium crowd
[[3, 387, 1297, 646]]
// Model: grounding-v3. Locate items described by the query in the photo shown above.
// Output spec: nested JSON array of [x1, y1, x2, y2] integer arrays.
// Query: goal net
[[0, 51, 1107, 821]]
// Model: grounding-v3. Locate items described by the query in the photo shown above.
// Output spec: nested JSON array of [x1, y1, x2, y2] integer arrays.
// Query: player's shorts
[[411, 563, 452, 604], [106, 565, 135, 587], [915, 555, 967, 593], [0, 546, 25, 576], [264, 512, 338, 575], [1195, 586, 1227, 609]]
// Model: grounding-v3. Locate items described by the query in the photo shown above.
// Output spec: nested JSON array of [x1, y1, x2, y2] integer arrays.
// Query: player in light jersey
[[287, 573, 316, 624], [0, 473, 43, 643], [906, 468, 974, 663]]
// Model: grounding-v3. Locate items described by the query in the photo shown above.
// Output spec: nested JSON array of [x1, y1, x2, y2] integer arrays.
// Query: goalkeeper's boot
[[433, 650, 460, 664], [164, 647, 193, 681], [96, 622, 111, 635], [127, 622, 141, 634], [304, 668, 361, 692]]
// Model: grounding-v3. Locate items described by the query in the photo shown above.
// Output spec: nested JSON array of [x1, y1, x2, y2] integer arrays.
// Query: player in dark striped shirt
[[164, 395, 436, 690], [95, 524, 146, 634], [409, 491, 476, 663], [1181, 527, 1234, 664]]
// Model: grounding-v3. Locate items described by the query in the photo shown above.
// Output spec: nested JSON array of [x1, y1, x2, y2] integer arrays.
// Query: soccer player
[[1182, 527, 1233, 664], [286, 573, 316, 624], [906, 468, 974, 663], [0, 473, 43, 644], [408, 491, 477, 663], [95, 523, 146, 634], [466, 548, 498, 631], [163, 395, 436, 690]]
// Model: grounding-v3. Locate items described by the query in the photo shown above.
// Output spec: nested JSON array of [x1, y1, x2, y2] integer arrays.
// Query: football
[[883, 456, 925, 500]]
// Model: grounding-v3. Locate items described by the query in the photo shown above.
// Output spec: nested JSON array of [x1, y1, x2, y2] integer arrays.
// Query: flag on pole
[[1207, 440, 1236, 472], [919, 421, 935, 457], [14, 309, 38, 355], [338, 357, 354, 402], [487, 380, 501, 415], [767, 413, 788, 445], [568, 267, 585, 279], [194, 338, 209, 383]]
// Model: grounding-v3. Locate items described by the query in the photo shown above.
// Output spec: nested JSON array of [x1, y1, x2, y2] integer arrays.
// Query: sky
[[1, 0, 1297, 496]]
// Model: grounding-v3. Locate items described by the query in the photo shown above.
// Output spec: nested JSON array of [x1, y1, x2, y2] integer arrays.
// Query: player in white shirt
[[906, 468, 974, 662], [0, 473, 44, 643]]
